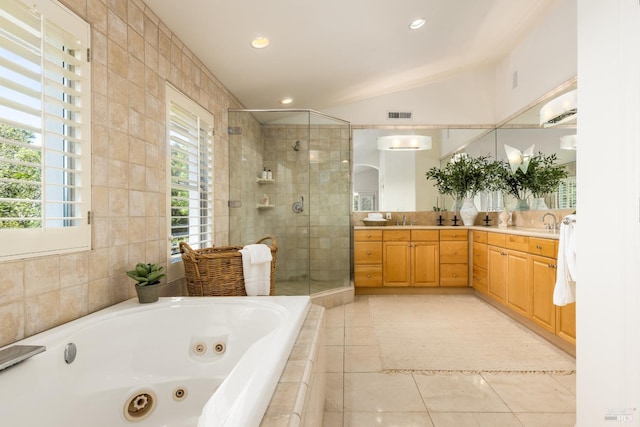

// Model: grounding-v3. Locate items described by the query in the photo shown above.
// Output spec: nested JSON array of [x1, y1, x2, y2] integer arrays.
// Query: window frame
[[0, 0, 91, 261]]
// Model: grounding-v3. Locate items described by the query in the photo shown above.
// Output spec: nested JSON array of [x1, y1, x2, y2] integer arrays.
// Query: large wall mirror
[[352, 80, 577, 212]]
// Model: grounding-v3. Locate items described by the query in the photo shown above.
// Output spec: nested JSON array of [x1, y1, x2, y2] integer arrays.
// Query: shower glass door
[[228, 109, 351, 296]]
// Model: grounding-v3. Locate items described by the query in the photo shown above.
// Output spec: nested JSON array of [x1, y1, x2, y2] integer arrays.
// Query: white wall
[[577, 0, 640, 425], [494, 0, 577, 123], [323, 66, 497, 125]]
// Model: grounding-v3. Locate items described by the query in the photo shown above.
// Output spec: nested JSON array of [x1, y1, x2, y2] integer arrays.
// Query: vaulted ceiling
[[146, 0, 562, 122]]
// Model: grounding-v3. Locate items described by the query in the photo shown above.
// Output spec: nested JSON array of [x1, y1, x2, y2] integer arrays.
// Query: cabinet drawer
[[472, 243, 487, 268], [354, 229, 382, 241], [383, 230, 411, 242], [529, 237, 558, 258], [354, 265, 383, 287], [440, 241, 468, 263], [505, 234, 529, 252], [411, 229, 439, 241], [440, 229, 468, 241], [473, 231, 488, 244], [440, 263, 468, 286], [487, 232, 506, 247], [354, 242, 382, 264]]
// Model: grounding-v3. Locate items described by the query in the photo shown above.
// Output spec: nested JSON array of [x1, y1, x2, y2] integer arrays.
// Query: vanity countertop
[[353, 225, 560, 240]]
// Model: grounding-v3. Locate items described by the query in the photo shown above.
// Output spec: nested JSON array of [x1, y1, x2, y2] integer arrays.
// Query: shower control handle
[[292, 196, 304, 213]]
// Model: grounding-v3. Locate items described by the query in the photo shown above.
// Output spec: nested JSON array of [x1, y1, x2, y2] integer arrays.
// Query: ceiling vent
[[386, 111, 413, 120]]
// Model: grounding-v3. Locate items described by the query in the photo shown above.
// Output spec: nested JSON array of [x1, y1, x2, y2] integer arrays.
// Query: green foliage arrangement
[[498, 152, 568, 200], [425, 154, 501, 201], [0, 124, 41, 228], [126, 263, 166, 287]]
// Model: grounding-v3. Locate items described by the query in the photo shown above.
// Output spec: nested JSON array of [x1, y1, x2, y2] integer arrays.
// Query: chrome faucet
[[541, 212, 558, 231], [402, 214, 407, 226]]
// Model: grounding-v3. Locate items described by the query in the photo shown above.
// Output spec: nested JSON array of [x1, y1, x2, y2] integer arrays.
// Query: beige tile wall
[[0, 0, 242, 347]]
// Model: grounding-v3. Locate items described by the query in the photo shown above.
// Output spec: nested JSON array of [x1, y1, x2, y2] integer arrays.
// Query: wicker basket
[[179, 236, 277, 296]]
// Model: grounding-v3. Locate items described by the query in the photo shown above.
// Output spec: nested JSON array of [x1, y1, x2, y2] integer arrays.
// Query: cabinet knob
[[536, 244, 542, 250], [367, 234, 372, 237], [367, 251, 372, 255], [367, 274, 371, 278], [452, 274, 457, 277], [452, 233, 457, 237], [452, 251, 457, 255]]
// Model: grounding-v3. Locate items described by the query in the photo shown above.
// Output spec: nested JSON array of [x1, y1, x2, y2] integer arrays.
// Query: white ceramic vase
[[498, 207, 510, 227], [530, 197, 549, 210], [459, 197, 478, 226]]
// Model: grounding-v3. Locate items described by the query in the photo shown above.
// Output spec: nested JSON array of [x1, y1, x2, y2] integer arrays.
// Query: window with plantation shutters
[[166, 85, 213, 280], [0, 0, 91, 260]]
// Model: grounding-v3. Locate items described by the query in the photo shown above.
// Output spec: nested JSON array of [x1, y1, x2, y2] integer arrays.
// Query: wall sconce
[[560, 134, 577, 150], [539, 89, 577, 128], [377, 135, 432, 151], [504, 144, 535, 173]]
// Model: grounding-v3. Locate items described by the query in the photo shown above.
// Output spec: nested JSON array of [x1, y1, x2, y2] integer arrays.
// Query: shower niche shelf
[[257, 204, 275, 209], [256, 178, 274, 184]]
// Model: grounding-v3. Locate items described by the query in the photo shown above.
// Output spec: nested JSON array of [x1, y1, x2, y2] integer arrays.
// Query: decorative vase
[[530, 197, 548, 210], [135, 283, 159, 303], [514, 198, 530, 211], [459, 197, 478, 226], [498, 207, 510, 228]]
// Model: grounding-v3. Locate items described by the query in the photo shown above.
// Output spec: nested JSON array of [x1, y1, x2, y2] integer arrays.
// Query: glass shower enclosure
[[228, 109, 351, 296]]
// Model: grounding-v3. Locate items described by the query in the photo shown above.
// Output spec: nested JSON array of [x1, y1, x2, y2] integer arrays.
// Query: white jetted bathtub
[[0, 296, 310, 427]]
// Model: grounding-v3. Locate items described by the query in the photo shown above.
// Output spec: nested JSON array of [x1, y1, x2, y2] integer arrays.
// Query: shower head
[[293, 141, 301, 151]]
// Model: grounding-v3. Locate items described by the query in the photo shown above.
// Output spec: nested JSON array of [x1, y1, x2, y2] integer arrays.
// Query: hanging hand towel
[[553, 214, 577, 306], [239, 244, 272, 296]]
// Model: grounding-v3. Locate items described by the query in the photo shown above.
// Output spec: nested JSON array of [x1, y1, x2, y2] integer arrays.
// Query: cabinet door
[[412, 242, 439, 287], [556, 303, 576, 345], [472, 242, 487, 269], [506, 250, 530, 317], [383, 242, 411, 286], [487, 246, 507, 303], [530, 255, 557, 333]]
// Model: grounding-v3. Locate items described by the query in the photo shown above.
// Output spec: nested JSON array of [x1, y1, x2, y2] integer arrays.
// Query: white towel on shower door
[[553, 214, 577, 306], [239, 244, 272, 296]]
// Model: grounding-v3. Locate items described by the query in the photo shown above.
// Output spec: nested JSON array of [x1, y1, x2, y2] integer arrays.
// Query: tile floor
[[323, 295, 576, 427]]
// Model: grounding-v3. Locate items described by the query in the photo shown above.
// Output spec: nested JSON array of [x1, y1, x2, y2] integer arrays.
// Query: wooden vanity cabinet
[[486, 232, 530, 316], [505, 250, 530, 317], [382, 230, 411, 287], [557, 303, 576, 345], [411, 230, 439, 287], [382, 230, 439, 287], [439, 229, 468, 287], [530, 254, 558, 333], [481, 230, 575, 347], [354, 229, 382, 287], [472, 231, 488, 295], [487, 245, 508, 303]]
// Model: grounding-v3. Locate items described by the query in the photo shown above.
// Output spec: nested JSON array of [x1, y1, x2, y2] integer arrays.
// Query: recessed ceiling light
[[251, 37, 270, 49], [280, 97, 293, 105], [409, 18, 426, 30]]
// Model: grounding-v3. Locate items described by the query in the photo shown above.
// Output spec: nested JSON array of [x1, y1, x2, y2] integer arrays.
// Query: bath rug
[[369, 295, 576, 373]]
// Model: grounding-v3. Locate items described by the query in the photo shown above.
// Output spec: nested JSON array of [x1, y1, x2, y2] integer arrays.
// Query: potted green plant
[[425, 154, 499, 225], [498, 152, 568, 210], [126, 263, 166, 303]]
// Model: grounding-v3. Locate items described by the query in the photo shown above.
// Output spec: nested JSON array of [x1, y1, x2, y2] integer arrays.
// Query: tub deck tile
[[261, 303, 326, 427]]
